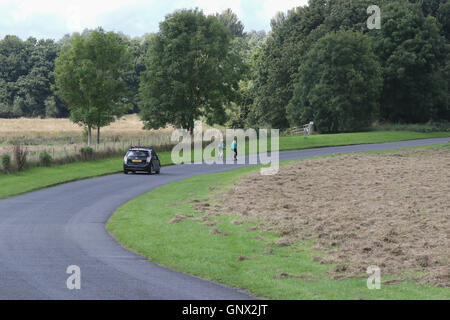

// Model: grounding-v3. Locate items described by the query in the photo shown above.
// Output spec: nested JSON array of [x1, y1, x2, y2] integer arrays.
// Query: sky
[[0, 0, 309, 40]]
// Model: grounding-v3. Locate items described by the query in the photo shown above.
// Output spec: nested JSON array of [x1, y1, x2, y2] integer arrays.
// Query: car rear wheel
[[148, 163, 154, 175]]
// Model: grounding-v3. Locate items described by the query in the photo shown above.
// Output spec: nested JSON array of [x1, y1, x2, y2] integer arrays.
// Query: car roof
[[128, 147, 153, 151]]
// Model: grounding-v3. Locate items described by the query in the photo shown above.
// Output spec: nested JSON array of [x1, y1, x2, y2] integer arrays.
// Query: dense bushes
[[1, 154, 11, 173], [1, 145, 134, 173], [13, 145, 27, 171], [39, 151, 53, 167], [80, 147, 94, 161]]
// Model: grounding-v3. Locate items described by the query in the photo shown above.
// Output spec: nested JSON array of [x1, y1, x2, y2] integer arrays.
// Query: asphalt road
[[0, 137, 448, 300]]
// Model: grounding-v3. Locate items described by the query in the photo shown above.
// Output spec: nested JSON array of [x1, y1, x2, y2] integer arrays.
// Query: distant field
[[0, 114, 175, 164], [0, 114, 167, 140]]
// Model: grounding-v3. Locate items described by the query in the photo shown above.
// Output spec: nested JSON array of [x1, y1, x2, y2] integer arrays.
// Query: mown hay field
[[0, 115, 175, 164], [0, 114, 174, 142], [198, 148, 450, 287]]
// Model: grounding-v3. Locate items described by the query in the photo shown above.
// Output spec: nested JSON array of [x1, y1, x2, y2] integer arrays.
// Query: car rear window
[[127, 150, 149, 157]]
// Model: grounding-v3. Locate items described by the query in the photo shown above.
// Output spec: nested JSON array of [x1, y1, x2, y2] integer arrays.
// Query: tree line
[[1, 0, 449, 137], [0, 36, 68, 118], [251, 0, 449, 132], [0, 30, 153, 119]]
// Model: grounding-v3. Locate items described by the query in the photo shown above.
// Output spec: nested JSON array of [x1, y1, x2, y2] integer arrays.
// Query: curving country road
[[0, 137, 448, 300]]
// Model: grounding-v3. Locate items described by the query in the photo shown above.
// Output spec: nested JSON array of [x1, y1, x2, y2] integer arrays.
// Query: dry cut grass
[[0, 114, 175, 165], [0, 114, 174, 140], [195, 148, 450, 287]]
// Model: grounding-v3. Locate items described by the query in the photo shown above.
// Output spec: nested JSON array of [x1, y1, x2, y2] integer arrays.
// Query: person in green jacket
[[231, 138, 237, 161]]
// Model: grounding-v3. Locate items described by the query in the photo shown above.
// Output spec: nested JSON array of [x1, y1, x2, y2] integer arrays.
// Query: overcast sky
[[0, 0, 309, 40]]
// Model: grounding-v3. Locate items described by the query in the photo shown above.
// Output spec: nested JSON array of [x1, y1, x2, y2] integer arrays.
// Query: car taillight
[[124, 155, 128, 164], [146, 157, 151, 163]]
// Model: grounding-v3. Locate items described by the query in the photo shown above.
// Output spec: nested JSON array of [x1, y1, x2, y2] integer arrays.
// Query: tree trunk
[[97, 127, 100, 144], [87, 126, 92, 147]]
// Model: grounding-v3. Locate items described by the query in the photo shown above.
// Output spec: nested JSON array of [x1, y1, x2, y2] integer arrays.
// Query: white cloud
[[3, 0, 140, 30], [0, 0, 310, 39], [263, 0, 308, 20]]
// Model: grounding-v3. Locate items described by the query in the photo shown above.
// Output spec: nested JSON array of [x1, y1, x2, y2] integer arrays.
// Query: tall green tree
[[118, 33, 155, 114], [54, 28, 131, 145], [324, 0, 375, 32], [409, 0, 442, 17], [437, 0, 450, 41], [215, 8, 245, 37], [225, 31, 266, 128], [373, 1, 449, 123], [251, 0, 449, 129], [287, 30, 382, 133], [251, 3, 328, 129], [139, 9, 241, 132]]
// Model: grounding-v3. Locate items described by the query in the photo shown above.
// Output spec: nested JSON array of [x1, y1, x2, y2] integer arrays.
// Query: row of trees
[[0, 8, 266, 143], [0, 30, 154, 119], [139, 0, 449, 133], [51, 9, 262, 145], [0, 36, 68, 118], [1, 1, 449, 136], [250, 0, 450, 132]]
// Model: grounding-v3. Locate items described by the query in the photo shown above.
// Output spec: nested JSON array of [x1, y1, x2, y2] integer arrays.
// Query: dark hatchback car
[[123, 147, 161, 175]]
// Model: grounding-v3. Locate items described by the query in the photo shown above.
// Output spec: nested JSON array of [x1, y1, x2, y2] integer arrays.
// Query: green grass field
[[0, 131, 448, 199], [107, 144, 450, 299], [273, 131, 448, 151]]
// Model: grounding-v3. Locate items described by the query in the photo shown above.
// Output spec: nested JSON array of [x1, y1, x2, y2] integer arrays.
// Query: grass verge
[[1, 131, 449, 199], [0, 152, 173, 199], [107, 143, 450, 299]]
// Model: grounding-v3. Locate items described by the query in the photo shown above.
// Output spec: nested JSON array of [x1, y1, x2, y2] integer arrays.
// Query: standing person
[[218, 139, 224, 159], [231, 138, 237, 161]]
